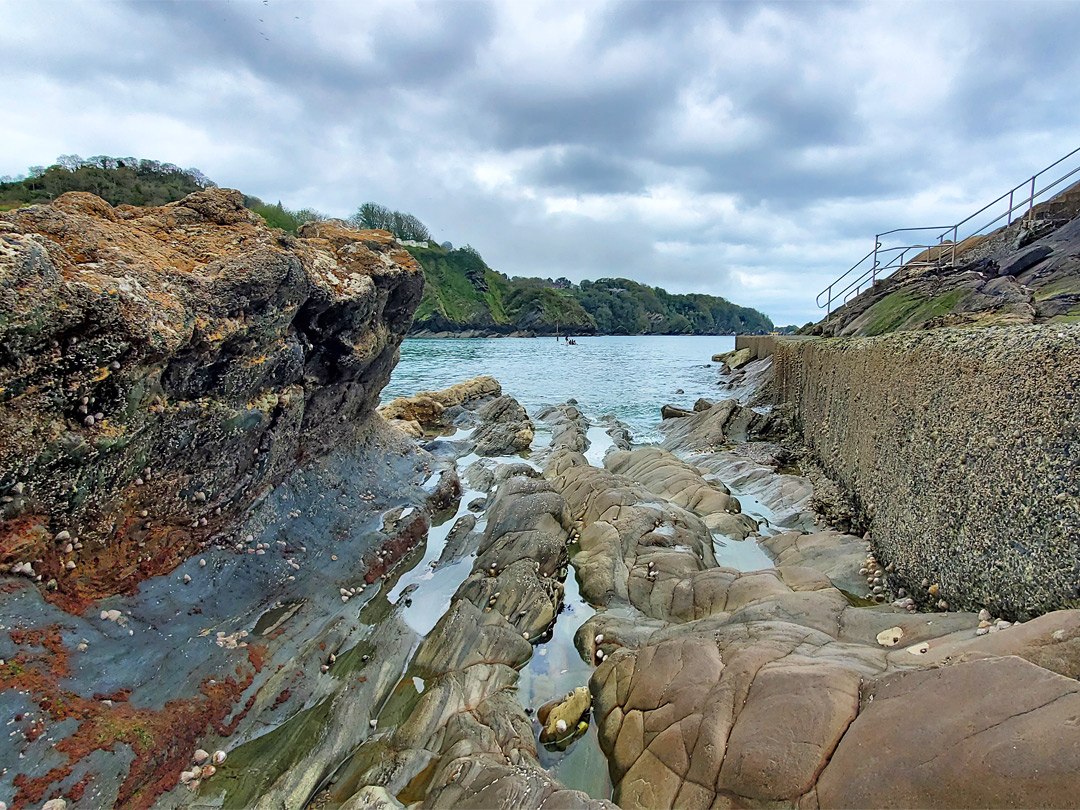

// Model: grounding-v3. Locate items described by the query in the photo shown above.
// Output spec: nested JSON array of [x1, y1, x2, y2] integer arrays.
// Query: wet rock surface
[[0, 191, 463, 809], [378, 376, 501, 436], [536, 359, 1080, 810], [317, 468, 612, 810]]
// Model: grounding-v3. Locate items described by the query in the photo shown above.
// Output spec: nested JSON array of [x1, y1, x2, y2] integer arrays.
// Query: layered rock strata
[[379, 377, 534, 456], [541, 362, 1080, 810], [0, 191, 464, 810]]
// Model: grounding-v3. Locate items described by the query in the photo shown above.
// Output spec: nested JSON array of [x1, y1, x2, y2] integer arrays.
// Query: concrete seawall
[[739, 326, 1080, 618]]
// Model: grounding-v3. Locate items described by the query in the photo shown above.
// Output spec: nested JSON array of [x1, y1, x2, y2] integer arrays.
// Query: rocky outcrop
[[604, 447, 757, 539], [378, 376, 501, 436], [550, 445, 1080, 809], [528, 363, 1080, 810], [319, 472, 613, 810], [0, 190, 424, 610], [0, 191, 465, 810], [658, 397, 779, 452], [471, 395, 534, 456], [811, 184, 1080, 337]]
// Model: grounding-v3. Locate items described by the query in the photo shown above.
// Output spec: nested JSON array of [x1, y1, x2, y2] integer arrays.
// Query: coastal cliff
[[407, 242, 772, 337], [0, 189, 424, 610], [0, 190, 453, 809]]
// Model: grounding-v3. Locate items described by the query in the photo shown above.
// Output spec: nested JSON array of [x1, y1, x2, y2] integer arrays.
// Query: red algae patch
[[1, 625, 260, 809]]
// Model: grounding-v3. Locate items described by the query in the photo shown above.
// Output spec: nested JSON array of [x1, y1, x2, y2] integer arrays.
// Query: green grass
[[863, 288, 966, 336], [1033, 277, 1080, 302]]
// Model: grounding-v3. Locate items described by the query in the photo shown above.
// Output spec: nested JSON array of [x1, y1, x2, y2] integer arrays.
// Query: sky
[[2, 1, 1079, 326]]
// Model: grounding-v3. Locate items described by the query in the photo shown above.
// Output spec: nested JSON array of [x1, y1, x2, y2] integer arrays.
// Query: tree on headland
[[349, 202, 431, 242], [0, 155, 215, 208]]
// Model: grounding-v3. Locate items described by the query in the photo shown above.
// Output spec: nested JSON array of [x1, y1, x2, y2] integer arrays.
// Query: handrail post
[[1029, 175, 1036, 215], [952, 225, 958, 265], [1007, 189, 1014, 225]]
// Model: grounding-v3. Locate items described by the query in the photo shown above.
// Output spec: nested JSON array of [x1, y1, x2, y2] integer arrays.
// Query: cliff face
[[0, 190, 424, 610]]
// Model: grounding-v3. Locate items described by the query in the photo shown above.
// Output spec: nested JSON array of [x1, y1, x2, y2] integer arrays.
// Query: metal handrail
[[817, 146, 1080, 313]]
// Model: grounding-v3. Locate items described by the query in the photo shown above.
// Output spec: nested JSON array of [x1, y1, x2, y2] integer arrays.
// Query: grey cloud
[[2, 0, 1079, 326], [524, 147, 644, 194]]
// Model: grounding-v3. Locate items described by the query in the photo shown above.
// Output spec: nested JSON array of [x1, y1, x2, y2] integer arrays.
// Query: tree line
[[0, 157, 436, 244]]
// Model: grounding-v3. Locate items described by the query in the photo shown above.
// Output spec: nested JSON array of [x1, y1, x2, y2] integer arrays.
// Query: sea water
[[382, 334, 736, 443]]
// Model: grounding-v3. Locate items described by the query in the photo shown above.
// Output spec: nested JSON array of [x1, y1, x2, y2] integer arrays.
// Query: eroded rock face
[[472, 395, 535, 456], [378, 376, 502, 435], [658, 397, 778, 452], [536, 374, 1080, 810], [0, 190, 424, 610]]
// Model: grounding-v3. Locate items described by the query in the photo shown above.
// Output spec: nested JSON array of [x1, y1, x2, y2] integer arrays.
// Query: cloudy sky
[[3, 1, 1079, 325]]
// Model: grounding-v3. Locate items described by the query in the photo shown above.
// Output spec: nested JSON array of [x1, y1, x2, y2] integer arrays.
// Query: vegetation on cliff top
[[406, 242, 772, 335], [2, 155, 773, 334]]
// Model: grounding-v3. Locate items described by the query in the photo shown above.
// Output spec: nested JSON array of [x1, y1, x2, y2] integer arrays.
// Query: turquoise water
[[383, 335, 736, 442]]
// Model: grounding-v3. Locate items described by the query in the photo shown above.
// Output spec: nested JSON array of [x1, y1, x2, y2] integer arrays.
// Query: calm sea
[[382, 335, 737, 443]]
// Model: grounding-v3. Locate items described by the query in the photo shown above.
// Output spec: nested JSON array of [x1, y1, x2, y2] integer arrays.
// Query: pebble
[[193, 749, 210, 765], [555, 719, 567, 734], [183, 574, 192, 584], [975, 627, 989, 636], [369, 719, 377, 729], [199, 559, 206, 567], [594, 633, 604, 644], [55, 530, 71, 542]]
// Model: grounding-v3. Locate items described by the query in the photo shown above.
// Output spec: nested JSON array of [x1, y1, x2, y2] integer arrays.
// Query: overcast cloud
[[3, 0, 1079, 325]]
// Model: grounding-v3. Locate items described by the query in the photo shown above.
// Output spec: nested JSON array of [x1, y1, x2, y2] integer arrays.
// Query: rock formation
[[0, 190, 424, 610], [0, 190, 451, 809], [811, 181, 1080, 337]]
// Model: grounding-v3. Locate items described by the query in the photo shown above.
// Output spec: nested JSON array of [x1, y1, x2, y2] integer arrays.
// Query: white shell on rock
[[193, 749, 209, 765], [555, 719, 568, 734], [906, 642, 931, 655], [876, 626, 905, 647], [212, 750, 227, 765]]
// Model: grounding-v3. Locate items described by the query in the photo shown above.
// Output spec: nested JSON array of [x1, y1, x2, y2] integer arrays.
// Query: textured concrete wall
[[770, 324, 1080, 619]]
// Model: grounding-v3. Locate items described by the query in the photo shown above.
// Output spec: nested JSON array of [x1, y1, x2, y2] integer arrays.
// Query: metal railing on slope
[[817, 145, 1080, 315]]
